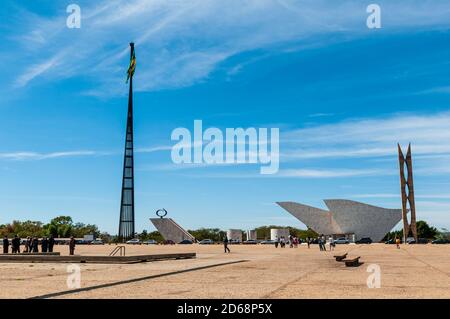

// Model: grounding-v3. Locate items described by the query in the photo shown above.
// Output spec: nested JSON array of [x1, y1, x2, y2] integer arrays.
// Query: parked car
[[198, 239, 214, 245], [126, 239, 141, 245], [260, 240, 276, 245], [242, 240, 258, 245], [179, 240, 193, 244], [355, 237, 372, 244], [431, 238, 450, 244], [408, 238, 429, 244], [90, 240, 104, 245], [142, 239, 158, 245], [334, 237, 349, 244], [406, 237, 416, 244], [163, 240, 175, 245]]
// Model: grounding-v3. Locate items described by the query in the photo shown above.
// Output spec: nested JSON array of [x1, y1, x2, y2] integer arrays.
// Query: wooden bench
[[334, 253, 347, 261], [343, 256, 361, 267]]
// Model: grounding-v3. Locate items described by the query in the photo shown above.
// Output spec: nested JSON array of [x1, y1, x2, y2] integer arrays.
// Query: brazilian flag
[[126, 47, 136, 83]]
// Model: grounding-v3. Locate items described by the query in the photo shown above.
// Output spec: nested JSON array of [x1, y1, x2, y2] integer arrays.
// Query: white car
[[90, 240, 104, 245], [334, 237, 349, 244], [198, 239, 214, 245], [143, 239, 158, 245], [126, 239, 141, 245]]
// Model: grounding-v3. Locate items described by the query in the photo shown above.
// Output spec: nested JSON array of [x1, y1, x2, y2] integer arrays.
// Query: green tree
[[416, 220, 438, 239], [188, 228, 225, 241], [383, 220, 439, 241]]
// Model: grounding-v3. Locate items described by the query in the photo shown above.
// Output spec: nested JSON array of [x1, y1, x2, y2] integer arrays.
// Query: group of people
[[317, 235, 335, 251], [275, 235, 301, 248], [272, 235, 337, 251], [2, 235, 77, 255]]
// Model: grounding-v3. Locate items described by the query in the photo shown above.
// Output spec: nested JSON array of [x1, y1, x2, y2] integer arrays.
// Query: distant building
[[246, 230, 257, 241], [270, 228, 289, 241], [227, 229, 242, 243], [277, 199, 402, 242]]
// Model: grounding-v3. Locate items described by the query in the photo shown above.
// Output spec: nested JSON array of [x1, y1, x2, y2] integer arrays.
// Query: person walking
[[32, 237, 39, 253], [223, 236, 230, 253], [275, 237, 279, 248], [307, 237, 311, 249], [12, 235, 20, 254], [41, 237, 48, 253], [2, 236, 9, 254], [69, 236, 76, 255], [48, 235, 55, 253]]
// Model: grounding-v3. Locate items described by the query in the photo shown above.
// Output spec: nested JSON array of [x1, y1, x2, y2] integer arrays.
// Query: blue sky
[[1, 0, 450, 234]]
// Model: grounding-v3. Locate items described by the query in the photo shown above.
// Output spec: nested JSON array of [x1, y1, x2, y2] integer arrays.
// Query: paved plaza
[[0, 244, 449, 299]]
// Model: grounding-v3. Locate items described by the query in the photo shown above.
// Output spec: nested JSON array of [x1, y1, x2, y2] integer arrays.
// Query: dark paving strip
[[29, 260, 248, 299]]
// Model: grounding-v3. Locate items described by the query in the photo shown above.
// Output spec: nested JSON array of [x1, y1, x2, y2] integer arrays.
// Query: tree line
[[0, 216, 101, 239], [1, 216, 446, 242]]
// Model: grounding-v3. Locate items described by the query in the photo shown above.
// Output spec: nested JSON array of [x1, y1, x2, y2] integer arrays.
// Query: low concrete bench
[[334, 253, 347, 261], [343, 256, 361, 267]]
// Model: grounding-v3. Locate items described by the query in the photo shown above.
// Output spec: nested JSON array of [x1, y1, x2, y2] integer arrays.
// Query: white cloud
[[0, 151, 100, 161], [15, 55, 60, 87], [9, 0, 450, 94], [350, 193, 450, 200], [275, 168, 385, 178], [282, 112, 450, 162]]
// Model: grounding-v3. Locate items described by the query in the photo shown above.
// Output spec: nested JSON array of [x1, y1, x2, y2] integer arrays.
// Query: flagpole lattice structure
[[119, 43, 137, 241]]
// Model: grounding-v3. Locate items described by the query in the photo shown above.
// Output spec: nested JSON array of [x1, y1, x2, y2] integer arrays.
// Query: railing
[[109, 245, 126, 256]]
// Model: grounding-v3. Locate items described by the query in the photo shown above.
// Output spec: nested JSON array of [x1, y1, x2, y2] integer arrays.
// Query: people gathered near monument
[[2, 236, 9, 254]]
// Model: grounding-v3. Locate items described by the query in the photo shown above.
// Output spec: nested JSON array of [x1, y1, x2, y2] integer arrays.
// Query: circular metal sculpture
[[156, 208, 168, 218]]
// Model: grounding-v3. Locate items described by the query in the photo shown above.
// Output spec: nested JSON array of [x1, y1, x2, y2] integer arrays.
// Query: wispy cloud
[[350, 193, 450, 200], [275, 168, 385, 178], [282, 112, 450, 161], [307, 112, 335, 118], [9, 0, 450, 94], [0, 151, 101, 161]]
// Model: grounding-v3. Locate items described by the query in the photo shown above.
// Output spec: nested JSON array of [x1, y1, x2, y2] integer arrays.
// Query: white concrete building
[[277, 199, 403, 242], [270, 228, 289, 241], [227, 229, 243, 243]]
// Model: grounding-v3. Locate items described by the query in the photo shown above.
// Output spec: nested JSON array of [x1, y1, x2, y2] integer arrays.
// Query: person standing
[[275, 237, 279, 248], [48, 235, 55, 253], [307, 237, 311, 249], [2, 236, 9, 254], [223, 236, 230, 253], [23, 236, 29, 253], [12, 235, 20, 254], [282, 237, 286, 248], [395, 236, 401, 249], [41, 237, 48, 253], [69, 236, 76, 255], [32, 237, 39, 253], [27, 237, 32, 253], [321, 235, 327, 251], [329, 236, 334, 251]]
